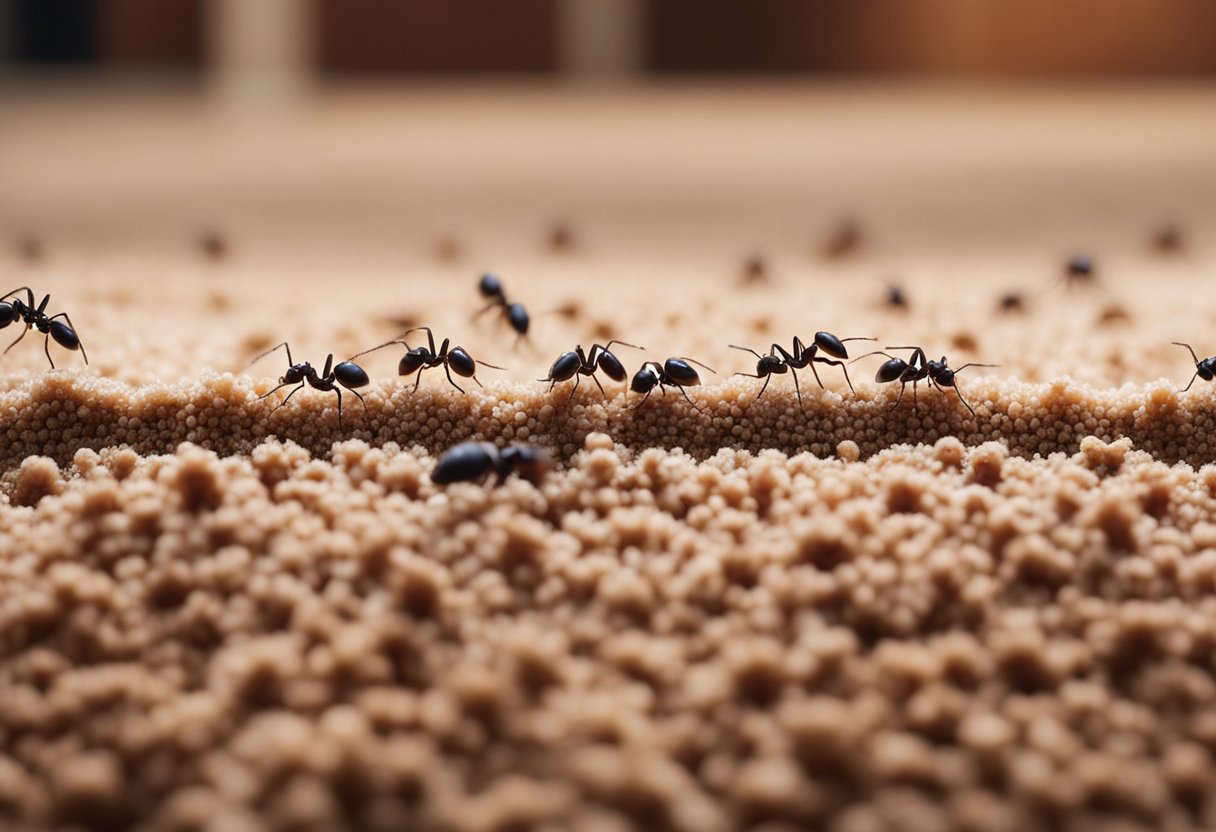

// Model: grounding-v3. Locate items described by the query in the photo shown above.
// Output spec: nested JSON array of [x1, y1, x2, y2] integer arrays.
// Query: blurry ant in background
[[1062, 254, 1097, 287], [252, 342, 369, 429], [858, 346, 997, 417], [730, 331, 874, 404], [0, 287, 88, 367], [352, 326, 504, 394], [1173, 342, 1216, 392], [475, 273, 530, 342], [631, 357, 716, 409]]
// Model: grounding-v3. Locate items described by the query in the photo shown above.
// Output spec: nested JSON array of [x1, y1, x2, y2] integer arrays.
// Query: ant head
[[595, 349, 628, 382], [478, 273, 503, 299], [631, 363, 661, 394], [48, 320, 80, 351], [758, 354, 786, 374], [547, 350, 581, 383], [283, 364, 308, 384], [399, 351, 428, 376], [501, 444, 552, 484]]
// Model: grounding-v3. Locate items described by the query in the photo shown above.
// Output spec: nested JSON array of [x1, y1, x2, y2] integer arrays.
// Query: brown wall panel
[[99, 0, 202, 67], [318, 0, 557, 74], [647, 0, 1216, 76]]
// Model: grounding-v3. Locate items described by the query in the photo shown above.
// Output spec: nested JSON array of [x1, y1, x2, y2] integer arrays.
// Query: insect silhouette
[[631, 357, 716, 408], [351, 326, 504, 394], [432, 441, 551, 485], [859, 346, 996, 417], [0, 287, 88, 368], [540, 340, 642, 404], [475, 273, 529, 339], [1173, 342, 1216, 392], [252, 342, 369, 428], [730, 332, 875, 404]]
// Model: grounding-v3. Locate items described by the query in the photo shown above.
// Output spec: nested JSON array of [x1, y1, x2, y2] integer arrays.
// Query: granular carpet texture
[[1, 82, 1216, 831]]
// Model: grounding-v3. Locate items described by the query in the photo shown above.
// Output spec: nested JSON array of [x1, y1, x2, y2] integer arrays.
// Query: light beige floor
[[2, 81, 1216, 832]]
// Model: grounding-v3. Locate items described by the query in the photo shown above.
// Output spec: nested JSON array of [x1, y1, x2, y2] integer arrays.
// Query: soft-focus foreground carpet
[[1, 82, 1216, 831]]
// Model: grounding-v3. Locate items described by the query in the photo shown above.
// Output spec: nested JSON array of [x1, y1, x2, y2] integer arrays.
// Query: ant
[[1063, 254, 1096, 286], [351, 326, 504, 394], [886, 284, 908, 310], [540, 340, 642, 404], [858, 346, 996, 417], [252, 342, 369, 429], [1173, 342, 1216, 392], [475, 273, 529, 339], [631, 357, 716, 408], [0, 287, 87, 367], [432, 441, 551, 486], [729, 332, 875, 404]]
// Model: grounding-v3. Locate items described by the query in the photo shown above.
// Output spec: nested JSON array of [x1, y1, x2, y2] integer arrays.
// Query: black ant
[[351, 326, 504, 394], [1064, 254, 1096, 286], [432, 441, 551, 486], [252, 342, 369, 428], [1173, 342, 1216, 392], [858, 346, 996, 417], [886, 284, 908, 310], [476, 273, 529, 339], [729, 332, 874, 404], [0, 287, 87, 367], [540, 340, 642, 404], [630, 357, 716, 408]]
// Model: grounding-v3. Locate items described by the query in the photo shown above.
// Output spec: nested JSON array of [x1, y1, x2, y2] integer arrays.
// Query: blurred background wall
[[1, 0, 1215, 79]]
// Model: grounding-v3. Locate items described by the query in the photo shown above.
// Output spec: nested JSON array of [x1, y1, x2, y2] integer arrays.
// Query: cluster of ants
[[7, 269, 1216, 486]]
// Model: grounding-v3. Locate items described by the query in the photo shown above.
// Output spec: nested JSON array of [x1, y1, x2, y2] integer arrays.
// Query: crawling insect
[[858, 346, 996, 417], [0, 286, 88, 367], [540, 340, 642, 404], [432, 441, 551, 485], [631, 357, 716, 408], [252, 342, 369, 428], [1173, 342, 1216, 392], [351, 326, 504, 394], [730, 331, 874, 404], [1064, 254, 1096, 286], [475, 273, 530, 339]]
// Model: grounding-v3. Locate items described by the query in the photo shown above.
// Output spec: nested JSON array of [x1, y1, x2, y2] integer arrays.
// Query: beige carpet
[[1, 80, 1215, 831]]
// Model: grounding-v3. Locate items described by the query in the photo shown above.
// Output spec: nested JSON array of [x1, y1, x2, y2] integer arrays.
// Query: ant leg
[[890, 381, 907, 410], [751, 373, 771, 404], [631, 389, 653, 410], [4, 325, 30, 355], [813, 357, 855, 394], [412, 371, 423, 394], [267, 382, 306, 414], [258, 381, 293, 401], [42, 333, 56, 369], [443, 362, 468, 394], [1181, 372, 1199, 393], [348, 386, 367, 415], [589, 374, 607, 399], [790, 367, 803, 406], [48, 312, 88, 365], [565, 375, 580, 407], [677, 385, 701, 411], [951, 384, 977, 418], [334, 387, 344, 431], [807, 360, 825, 390]]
